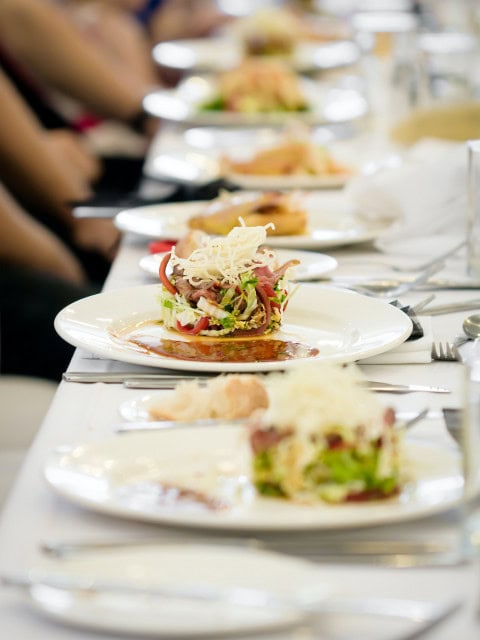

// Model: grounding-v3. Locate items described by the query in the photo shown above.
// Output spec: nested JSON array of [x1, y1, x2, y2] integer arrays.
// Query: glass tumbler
[[467, 140, 480, 279]]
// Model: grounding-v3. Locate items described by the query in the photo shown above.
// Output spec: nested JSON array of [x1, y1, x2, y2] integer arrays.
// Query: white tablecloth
[[1, 152, 479, 639]]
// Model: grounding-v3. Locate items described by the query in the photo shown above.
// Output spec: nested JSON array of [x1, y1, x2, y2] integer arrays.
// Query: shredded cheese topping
[[170, 224, 275, 286], [265, 362, 386, 441]]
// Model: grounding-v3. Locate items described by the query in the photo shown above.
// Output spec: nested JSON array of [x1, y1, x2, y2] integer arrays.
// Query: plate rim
[[114, 199, 390, 249], [152, 37, 360, 73], [44, 427, 464, 532], [138, 248, 338, 281], [27, 543, 329, 637], [142, 75, 368, 126], [54, 283, 413, 373]]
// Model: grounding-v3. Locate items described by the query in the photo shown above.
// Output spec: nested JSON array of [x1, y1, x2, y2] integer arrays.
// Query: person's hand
[[151, 0, 229, 41], [45, 129, 102, 184], [72, 217, 120, 261], [40, 234, 88, 285]]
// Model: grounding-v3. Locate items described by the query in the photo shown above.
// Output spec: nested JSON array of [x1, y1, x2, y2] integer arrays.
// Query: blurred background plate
[[139, 249, 338, 282], [153, 37, 360, 73], [143, 75, 368, 127]]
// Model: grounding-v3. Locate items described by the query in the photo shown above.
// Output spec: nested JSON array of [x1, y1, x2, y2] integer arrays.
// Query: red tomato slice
[[158, 253, 177, 295], [176, 317, 209, 335]]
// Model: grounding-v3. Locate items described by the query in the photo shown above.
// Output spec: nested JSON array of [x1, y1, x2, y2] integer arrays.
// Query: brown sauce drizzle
[[128, 336, 319, 363], [151, 482, 229, 511]]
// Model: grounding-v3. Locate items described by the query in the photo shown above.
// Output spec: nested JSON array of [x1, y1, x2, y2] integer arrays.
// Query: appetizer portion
[[233, 8, 348, 56], [157, 225, 299, 337], [201, 59, 308, 113], [148, 374, 268, 421], [222, 139, 353, 178], [235, 8, 304, 56], [188, 191, 308, 236], [249, 363, 401, 503]]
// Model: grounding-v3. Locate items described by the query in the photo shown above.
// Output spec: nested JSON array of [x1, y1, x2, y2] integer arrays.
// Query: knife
[[329, 278, 480, 292], [364, 381, 450, 394], [115, 418, 246, 433], [115, 409, 432, 434], [62, 372, 450, 393], [38, 535, 459, 561], [123, 379, 450, 392], [63, 372, 214, 383], [419, 299, 480, 315]]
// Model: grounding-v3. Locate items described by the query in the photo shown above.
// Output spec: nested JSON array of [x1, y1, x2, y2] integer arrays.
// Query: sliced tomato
[[149, 240, 176, 255], [176, 316, 209, 335], [262, 282, 281, 309], [158, 253, 177, 295]]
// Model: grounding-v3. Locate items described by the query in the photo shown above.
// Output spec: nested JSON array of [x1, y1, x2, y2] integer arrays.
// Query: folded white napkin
[[359, 316, 433, 365], [345, 139, 467, 244]]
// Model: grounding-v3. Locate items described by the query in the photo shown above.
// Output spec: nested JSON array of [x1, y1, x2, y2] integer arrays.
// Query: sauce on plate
[[128, 336, 319, 363]]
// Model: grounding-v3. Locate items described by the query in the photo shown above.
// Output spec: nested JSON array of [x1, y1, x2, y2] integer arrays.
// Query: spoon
[[463, 313, 480, 340]]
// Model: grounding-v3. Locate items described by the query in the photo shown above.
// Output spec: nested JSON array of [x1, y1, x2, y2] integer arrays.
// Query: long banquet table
[[1, 137, 480, 638]]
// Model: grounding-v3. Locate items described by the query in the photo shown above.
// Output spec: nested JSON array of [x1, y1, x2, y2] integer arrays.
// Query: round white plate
[[25, 545, 328, 636], [119, 392, 159, 421], [138, 249, 337, 282], [44, 427, 463, 531], [143, 75, 368, 127], [152, 37, 360, 73], [54, 284, 412, 373], [115, 193, 390, 250], [144, 126, 358, 189]]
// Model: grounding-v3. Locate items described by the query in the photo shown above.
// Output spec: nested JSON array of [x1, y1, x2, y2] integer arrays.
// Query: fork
[[431, 341, 461, 362], [343, 261, 445, 298]]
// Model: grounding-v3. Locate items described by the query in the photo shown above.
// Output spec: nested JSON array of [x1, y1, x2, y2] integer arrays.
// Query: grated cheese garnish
[[265, 363, 387, 442], [170, 224, 275, 286]]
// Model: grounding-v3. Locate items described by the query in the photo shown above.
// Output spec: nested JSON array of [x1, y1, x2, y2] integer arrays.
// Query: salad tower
[[250, 362, 402, 503], [157, 225, 298, 337]]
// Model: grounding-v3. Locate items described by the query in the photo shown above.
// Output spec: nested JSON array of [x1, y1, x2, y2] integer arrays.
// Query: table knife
[[62, 372, 450, 393], [63, 371, 214, 383], [115, 409, 431, 434], [420, 299, 480, 315], [124, 380, 450, 392], [328, 278, 480, 292]]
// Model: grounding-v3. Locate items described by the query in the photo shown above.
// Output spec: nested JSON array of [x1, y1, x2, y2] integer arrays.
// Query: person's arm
[[0, 0, 150, 122], [0, 67, 95, 226], [0, 68, 93, 226], [0, 69, 120, 260], [149, 0, 229, 42], [0, 184, 86, 285], [66, 0, 159, 87]]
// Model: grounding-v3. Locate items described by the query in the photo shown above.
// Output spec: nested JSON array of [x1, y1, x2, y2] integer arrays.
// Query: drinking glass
[[415, 31, 477, 107], [352, 10, 419, 131], [467, 140, 480, 279]]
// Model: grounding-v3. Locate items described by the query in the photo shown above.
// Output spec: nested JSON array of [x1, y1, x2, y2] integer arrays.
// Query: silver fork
[[431, 341, 461, 362], [343, 261, 445, 298]]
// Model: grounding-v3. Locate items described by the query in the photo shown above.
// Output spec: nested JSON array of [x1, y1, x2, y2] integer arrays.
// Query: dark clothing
[[0, 264, 98, 382]]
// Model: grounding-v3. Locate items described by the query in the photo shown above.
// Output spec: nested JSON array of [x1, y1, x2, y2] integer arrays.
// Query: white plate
[[54, 284, 412, 373], [138, 249, 337, 282], [25, 545, 328, 636], [143, 75, 368, 127], [44, 427, 463, 531], [119, 392, 159, 421], [144, 126, 355, 189], [152, 37, 360, 73], [115, 193, 390, 250]]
